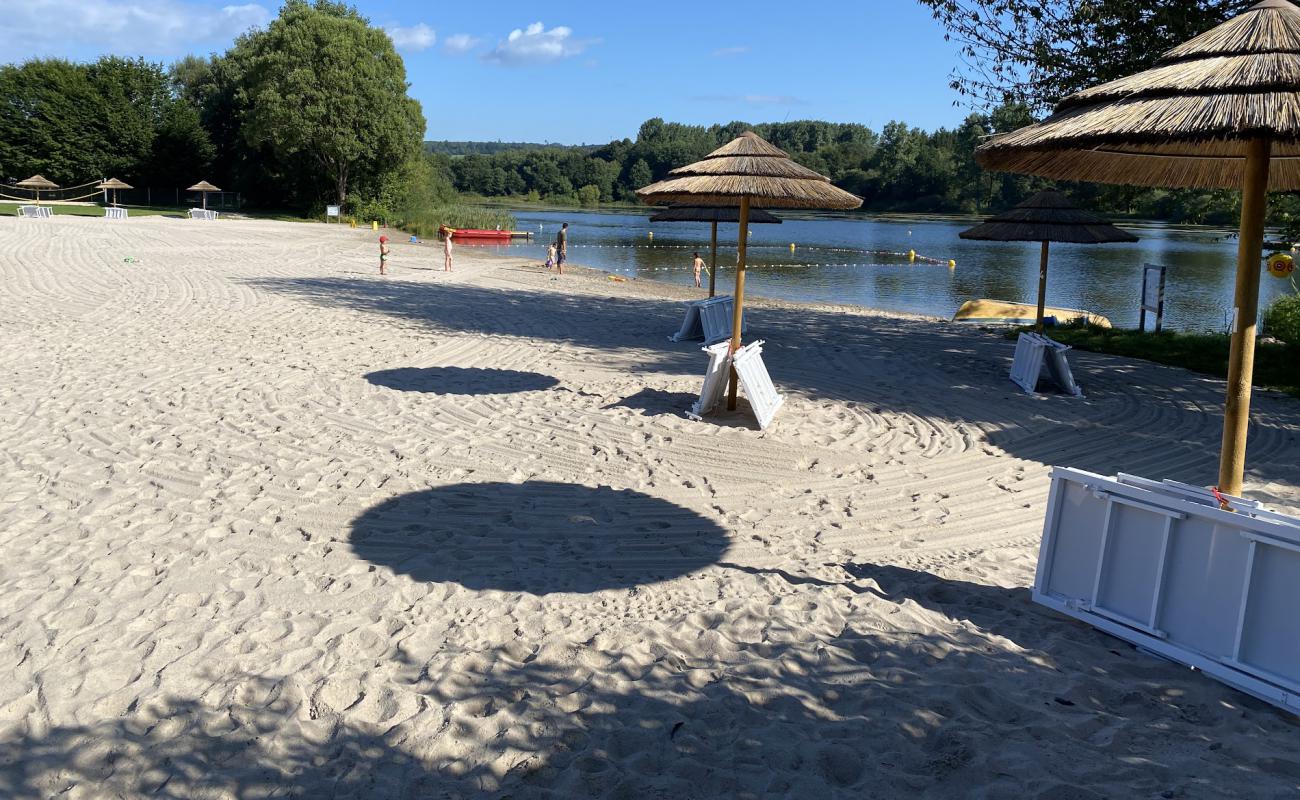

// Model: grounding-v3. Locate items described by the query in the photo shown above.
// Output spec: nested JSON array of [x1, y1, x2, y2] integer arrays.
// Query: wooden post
[[1035, 240, 1050, 334], [726, 197, 751, 410], [709, 220, 718, 297], [1219, 137, 1271, 497]]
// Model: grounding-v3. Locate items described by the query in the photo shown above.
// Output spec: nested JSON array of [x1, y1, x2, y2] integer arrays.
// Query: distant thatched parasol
[[188, 180, 221, 210], [17, 174, 59, 205], [97, 178, 133, 208], [637, 132, 861, 408], [648, 205, 782, 297], [960, 190, 1137, 333], [972, 0, 1300, 496]]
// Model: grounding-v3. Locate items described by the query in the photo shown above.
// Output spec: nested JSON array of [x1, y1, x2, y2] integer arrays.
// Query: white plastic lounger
[[1034, 466, 1300, 714], [732, 340, 784, 430], [687, 341, 733, 421], [1010, 331, 1083, 397]]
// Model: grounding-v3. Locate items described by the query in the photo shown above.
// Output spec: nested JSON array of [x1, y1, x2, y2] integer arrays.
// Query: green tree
[[234, 0, 425, 207], [577, 184, 601, 207], [625, 158, 653, 193], [146, 101, 215, 186], [918, 0, 1245, 111]]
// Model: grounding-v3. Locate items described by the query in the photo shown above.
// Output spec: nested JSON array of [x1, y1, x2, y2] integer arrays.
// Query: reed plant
[[398, 204, 517, 238]]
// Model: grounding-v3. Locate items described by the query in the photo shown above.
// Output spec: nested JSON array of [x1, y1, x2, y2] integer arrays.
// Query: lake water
[[471, 209, 1294, 333]]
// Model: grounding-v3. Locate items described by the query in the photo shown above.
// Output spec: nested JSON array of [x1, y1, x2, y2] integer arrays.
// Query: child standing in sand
[[692, 252, 705, 288], [555, 222, 568, 275], [378, 235, 389, 275], [443, 230, 453, 273], [546, 242, 557, 270]]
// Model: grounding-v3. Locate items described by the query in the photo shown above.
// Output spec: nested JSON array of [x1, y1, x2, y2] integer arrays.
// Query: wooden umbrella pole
[[726, 196, 751, 410], [709, 220, 718, 297], [1035, 241, 1050, 334], [1219, 137, 1271, 497]]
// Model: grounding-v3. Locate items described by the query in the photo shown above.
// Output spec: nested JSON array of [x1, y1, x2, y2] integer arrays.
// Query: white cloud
[[0, 0, 270, 60], [484, 22, 592, 66], [385, 23, 436, 52], [711, 46, 749, 57], [442, 33, 481, 55]]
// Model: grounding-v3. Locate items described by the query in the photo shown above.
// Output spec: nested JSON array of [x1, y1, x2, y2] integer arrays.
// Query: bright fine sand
[[3, 215, 1300, 799]]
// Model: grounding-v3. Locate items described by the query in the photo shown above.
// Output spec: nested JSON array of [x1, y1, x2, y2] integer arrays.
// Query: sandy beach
[[2, 214, 1299, 798]]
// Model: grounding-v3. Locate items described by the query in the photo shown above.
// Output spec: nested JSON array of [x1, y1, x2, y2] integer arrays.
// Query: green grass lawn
[[1024, 325, 1300, 398], [0, 202, 192, 218]]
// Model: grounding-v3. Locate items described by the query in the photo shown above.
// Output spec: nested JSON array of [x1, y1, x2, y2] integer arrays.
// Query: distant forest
[[429, 112, 1250, 225], [424, 141, 596, 157]]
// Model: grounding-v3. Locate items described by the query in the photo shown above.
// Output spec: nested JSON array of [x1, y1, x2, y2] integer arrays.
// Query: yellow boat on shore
[[952, 299, 1111, 328]]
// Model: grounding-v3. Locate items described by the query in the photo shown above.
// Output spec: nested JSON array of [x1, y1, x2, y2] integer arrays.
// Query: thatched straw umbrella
[[97, 178, 132, 208], [973, 0, 1300, 496], [188, 180, 221, 210], [17, 174, 59, 206], [637, 132, 862, 408], [648, 205, 782, 297], [959, 190, 1137, 333]]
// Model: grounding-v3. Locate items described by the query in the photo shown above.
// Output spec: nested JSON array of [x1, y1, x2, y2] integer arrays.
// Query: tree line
[[437, 112, 1250, 225], [0, 0, 432, 219]]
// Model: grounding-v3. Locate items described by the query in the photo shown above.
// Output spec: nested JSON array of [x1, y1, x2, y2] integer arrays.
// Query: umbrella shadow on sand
[[348, 481, 729, 594], [365, 366, 559, 395], [605, 388, 762, 430]]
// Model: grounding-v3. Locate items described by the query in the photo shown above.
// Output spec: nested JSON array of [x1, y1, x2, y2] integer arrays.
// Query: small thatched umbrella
[[97, 178, 132, 208], [17, 174, 59, 206], [637, 132, 862, 408], [648, 205, 782, 297], [959, 190, 1137, 333], [188, 180, 221, 210], [973, 0, 1300, 496]]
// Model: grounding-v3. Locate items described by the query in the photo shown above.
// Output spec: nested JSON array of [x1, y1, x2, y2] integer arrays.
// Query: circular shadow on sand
[[365, 367, 558, 395], [349, 482, 729, 594]]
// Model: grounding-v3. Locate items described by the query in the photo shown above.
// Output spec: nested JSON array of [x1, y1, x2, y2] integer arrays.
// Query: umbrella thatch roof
[[649, 205, 782, 224], [97, 178, 133, 190], [188, 180, 221, 192], [976, 0, 1300, 189], [636, 132, 863, 209], [959, 190, 1138, 244], [17, 174, 59, 190]]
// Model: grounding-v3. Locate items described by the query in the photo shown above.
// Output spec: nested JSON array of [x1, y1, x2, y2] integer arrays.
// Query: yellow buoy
[[908, 249, 916, 263], [648, 231, 653, 241], [790, 243, 796, 252], [1267, 252, 1295, 279], [948, 259, 956, 269]]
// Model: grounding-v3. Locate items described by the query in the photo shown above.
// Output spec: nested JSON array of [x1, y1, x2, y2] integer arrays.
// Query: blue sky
[[3, 1, 971, 143]]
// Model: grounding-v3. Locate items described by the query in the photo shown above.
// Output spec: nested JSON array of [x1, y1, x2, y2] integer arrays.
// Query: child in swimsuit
[[379, 235, 389, 275]]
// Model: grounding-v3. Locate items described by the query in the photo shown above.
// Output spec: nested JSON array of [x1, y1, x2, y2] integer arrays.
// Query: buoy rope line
[[581, 261, 956, 274], [552, 243, 953, 265]]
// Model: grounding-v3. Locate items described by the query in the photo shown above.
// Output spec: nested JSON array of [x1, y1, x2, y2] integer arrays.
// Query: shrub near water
[[1263, 291, 1300, 345]]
